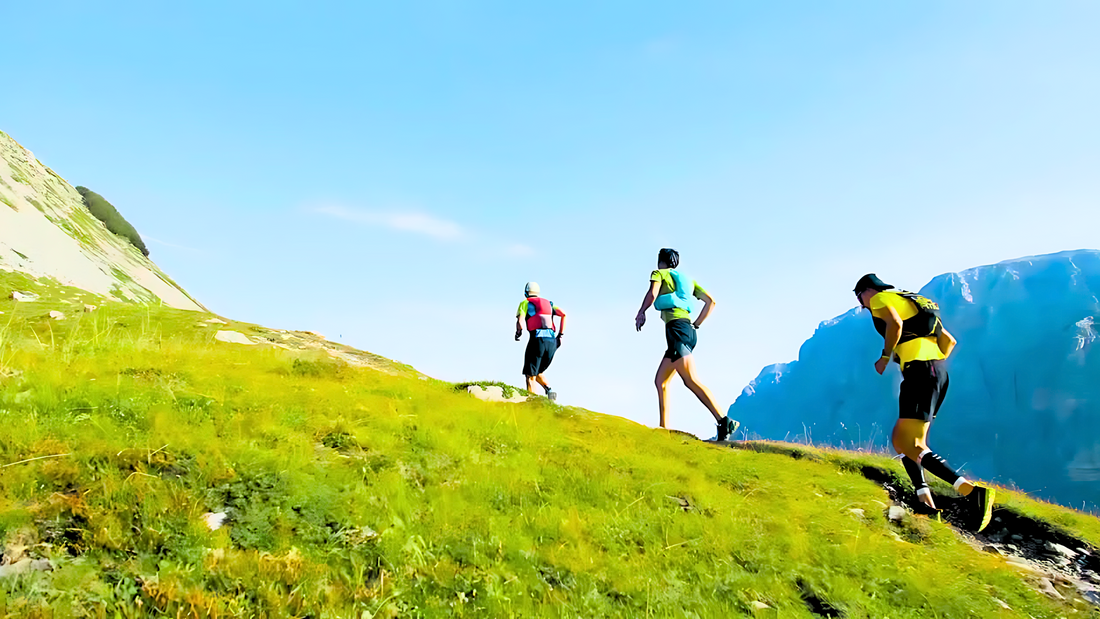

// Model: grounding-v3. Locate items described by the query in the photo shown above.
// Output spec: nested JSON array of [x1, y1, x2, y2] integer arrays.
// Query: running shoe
[[546, 388, 557, 402], [912, 502, 942, 523], [716, 416, 740, 442], [968, 486, 996, 532]]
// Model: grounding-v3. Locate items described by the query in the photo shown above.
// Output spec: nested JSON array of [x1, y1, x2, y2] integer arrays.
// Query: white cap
[[524, 282, 540, 297]]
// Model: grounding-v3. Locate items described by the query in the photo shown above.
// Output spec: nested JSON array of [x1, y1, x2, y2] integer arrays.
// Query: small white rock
[[202, 512, 228, 531], [991, 597, 1012, 610], [750, 601, 771, 610], [214, 331, 256, 345], [83, 304, 97, 313], [204, 317, 228, 325], [467, 385, 528, 403], [1038, 577, 1064, 600], [11, 291, 38, 302], [48, 310, 65, 320], [848, 508, 866, 518], [1005, 557, 1049, 577], [0, 558, 52, 578], [887, 505, 906, 522], [1048, 542, 1078, 558]]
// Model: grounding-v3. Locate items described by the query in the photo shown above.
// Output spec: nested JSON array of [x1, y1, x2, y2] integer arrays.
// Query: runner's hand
[[515, 329, 522, 341], [556, 334, 563, 348], [874, 356, 889, 375], [635, 312, 646, 331]]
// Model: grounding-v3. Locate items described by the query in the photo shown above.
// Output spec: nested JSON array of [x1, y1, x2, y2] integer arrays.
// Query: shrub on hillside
[[75, 186, 149, 256]]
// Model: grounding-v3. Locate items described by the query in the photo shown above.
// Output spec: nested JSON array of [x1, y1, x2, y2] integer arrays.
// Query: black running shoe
[[969, 486, 996, 532], [912, 502, 942, 522], [716, 416, 740, 442]]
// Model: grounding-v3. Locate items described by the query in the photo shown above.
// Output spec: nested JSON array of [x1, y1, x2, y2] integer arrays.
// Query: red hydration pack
[[525, 297, 556, 332]]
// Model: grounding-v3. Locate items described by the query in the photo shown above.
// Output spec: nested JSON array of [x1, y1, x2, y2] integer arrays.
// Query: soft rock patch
[[467, 385, 528, 403], [0, 558, 52, 578], [214, 331, 256, 345]]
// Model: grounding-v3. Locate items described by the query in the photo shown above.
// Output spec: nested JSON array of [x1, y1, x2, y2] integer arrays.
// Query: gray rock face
[[731, 250, 1100, 510]]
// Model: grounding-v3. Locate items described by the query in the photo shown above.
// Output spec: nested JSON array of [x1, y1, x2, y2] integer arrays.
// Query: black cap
[[853, 273, 893, 294]]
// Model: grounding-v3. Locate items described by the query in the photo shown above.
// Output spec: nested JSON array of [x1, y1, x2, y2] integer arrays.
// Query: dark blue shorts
[[663, 319, 697, 362], [523, 335, 557, 377]]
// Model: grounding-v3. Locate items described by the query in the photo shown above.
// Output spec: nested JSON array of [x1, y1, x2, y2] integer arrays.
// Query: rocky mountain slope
[[731, 250, 1100, 511], [0, 131, 203, 311]]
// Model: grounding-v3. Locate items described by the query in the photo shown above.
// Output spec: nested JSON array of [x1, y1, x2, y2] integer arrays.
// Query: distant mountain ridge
[[0, 130, 203, 310], [731, 250, 1100, 510]]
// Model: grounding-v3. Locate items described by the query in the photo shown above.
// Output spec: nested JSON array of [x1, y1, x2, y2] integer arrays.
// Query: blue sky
[[4, 1, 1099, 437]]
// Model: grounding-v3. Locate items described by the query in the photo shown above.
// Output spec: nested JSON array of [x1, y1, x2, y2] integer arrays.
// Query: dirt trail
[[718, 440, 1100, 610]]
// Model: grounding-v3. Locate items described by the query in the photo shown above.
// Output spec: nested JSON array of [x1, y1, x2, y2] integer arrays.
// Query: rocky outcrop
[[0, 130, 204, 311]]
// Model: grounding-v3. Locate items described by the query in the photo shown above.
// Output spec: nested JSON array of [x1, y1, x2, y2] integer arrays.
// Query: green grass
[[6, 163, 30, 186], [0, 271, 1097, 617]]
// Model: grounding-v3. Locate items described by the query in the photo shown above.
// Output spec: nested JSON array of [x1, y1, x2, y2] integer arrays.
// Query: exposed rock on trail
[[729, 440, 1100, 610], [214, 330, 256, 345], [466, 385, 530, 403]]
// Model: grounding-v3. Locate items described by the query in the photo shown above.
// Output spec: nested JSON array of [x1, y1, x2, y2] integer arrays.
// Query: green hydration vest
[[872, 290, 943, 347], [653, 269, 694, 313]]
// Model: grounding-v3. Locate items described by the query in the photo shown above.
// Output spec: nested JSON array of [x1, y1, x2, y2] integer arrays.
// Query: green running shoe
[[969, 486, 996, 532], [716, 416, 740, 442]]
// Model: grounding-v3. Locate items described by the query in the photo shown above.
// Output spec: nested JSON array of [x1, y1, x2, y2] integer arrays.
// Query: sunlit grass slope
[[0, 271, 1096, 618]]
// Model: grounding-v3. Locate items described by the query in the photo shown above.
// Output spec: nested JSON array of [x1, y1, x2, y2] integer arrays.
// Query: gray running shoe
[[546, 388, 557, 402]]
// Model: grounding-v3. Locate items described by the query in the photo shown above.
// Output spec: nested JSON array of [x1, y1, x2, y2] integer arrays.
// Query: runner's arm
[[635, 281, 661, 331], [871, 305, 903, 357], [693, 289, 716, 328], [555, 308, 567, 336], [937, 327, 957, 358]]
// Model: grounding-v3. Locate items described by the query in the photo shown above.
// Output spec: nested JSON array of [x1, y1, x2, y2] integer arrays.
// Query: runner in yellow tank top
[[854, 274, 995, 532]]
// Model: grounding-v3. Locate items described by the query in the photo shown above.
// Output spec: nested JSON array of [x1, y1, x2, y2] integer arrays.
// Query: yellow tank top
[[868, 291, 945, 367]]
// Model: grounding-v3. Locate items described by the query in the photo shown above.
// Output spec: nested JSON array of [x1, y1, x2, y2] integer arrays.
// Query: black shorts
[[523, 335, 557, 377], [663, 319, 697, 362], [899, 359, 949, 421]]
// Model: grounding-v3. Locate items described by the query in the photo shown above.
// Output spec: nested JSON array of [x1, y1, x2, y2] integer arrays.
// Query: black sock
[[917, 449, 962, 487], [903, 456, 929, 496]]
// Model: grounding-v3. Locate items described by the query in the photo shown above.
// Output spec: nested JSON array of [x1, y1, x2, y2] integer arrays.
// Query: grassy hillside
[[1, 271, 1098, 618]]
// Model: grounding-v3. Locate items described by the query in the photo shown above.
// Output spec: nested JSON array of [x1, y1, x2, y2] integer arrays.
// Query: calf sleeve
[[917, 449, 967, 489], [902, 456, 930, 497]]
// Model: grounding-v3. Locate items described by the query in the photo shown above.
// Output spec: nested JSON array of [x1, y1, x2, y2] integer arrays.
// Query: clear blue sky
[[5, 1, 1099, 437]]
